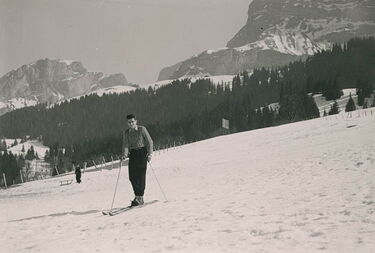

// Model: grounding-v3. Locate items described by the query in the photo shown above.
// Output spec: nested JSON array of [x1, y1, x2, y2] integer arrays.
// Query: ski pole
[[109, 158, 123, 211], [148, 161, 168, 202]]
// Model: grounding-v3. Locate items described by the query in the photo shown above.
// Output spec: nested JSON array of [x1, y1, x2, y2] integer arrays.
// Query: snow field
[[314, 89, 360, 116], [4, 139, 49, 159], [0, 108, 374, 253]]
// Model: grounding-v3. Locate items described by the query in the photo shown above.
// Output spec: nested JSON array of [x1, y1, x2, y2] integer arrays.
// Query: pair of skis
[[102, 200, 159, 216], [102, 159, 166, 217]]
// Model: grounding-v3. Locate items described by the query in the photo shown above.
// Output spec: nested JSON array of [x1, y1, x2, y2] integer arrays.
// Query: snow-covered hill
[[314, 89, 358, 116], [144, 75, 235, 90], [50, 85, 138, 107], [4, 139, 49, 159], [1, 108, 374, 253]]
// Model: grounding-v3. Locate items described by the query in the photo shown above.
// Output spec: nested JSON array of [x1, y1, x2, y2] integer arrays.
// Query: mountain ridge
[[0, 58, 132, 115], [158, 0, 375, 81]]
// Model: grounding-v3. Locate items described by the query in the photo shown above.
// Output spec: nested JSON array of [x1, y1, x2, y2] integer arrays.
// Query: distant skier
[[74, 162, 82, 183], [122, 114, 153, 206]]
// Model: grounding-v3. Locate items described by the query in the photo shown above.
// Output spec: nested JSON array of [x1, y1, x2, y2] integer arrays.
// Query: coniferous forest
[[0, 37, 374, 173]]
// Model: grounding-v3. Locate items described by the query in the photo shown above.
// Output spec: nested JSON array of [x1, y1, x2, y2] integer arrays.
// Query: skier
[[122, 114, 153, 206], [74, 162, 82, 183]]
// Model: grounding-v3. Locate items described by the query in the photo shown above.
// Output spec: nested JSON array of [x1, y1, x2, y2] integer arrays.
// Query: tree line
[[0, 37, 374, 176]]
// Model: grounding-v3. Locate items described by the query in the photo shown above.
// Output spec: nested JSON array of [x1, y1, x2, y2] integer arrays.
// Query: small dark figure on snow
[[123, 114, 153, 206], [73, 162, 82, 183]]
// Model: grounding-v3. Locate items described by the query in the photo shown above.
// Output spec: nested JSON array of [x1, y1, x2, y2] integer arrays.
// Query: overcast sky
[[0, 0, 251, 84]]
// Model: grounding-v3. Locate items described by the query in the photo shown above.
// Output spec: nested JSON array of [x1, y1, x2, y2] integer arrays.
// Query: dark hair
[[126, 114, 136, 120]]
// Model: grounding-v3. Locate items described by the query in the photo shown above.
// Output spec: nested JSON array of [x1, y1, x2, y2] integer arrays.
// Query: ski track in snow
[[1, 109, 375, 253]]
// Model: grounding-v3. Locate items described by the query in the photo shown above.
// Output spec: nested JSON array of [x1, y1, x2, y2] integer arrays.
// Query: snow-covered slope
[[51, 85, 138, 106], [144, 75, 234, 89], [4, 139, 49, 159], [235, 31, 327, 56], [314, 89, 358, 116], [85, 85, 137, 97], [1, 108, 375, 253]]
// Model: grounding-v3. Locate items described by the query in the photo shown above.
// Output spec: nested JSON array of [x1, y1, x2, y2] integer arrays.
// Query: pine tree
[[328, 101, 339, 115], [0, 151, 20, 186], [322, 77, 343, 100], [44, 150, 50, 162], [345, 94, 356, 112], [242, 70, 250, 85], [356, 78, 372, 106], [305, 95, 320, 119], [0, 140, 6, 151], [25, 146, 35, 160], [333, 76, 343, 99], [12, 139, 18, 147]]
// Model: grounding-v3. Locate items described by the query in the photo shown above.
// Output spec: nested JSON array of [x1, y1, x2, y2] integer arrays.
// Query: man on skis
[[122, 114, 153, 206]]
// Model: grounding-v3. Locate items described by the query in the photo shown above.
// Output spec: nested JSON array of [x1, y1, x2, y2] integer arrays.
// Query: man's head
[[127, 114, 137, 129]]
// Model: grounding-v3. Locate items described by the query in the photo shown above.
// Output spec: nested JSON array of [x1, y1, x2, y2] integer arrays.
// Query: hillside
[[1, 108, 374, 253]]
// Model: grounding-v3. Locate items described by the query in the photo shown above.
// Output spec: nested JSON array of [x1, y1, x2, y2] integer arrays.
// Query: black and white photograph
[[0, 0, 374, 252]]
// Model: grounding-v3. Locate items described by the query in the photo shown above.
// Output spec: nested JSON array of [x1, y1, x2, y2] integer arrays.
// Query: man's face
[[127, 118, 137, 129]]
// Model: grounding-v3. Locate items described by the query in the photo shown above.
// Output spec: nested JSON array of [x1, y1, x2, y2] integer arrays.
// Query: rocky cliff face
[[0, 59, 129, 115], [158, 0, 375, 81], [228, 0, 375, 47], [157, 62, 183, 82]]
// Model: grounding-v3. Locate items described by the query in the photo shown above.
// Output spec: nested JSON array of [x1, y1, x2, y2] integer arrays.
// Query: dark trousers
[[128, 147, 148, 196], [75, 173, 81, 183]]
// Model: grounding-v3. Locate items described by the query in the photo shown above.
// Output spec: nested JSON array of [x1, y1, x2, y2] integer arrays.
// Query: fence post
[[20, 170, 24, 183], [3, 173, 7, 189], [111, 156, 114, 170], [54, 166, 60, 176], [83, 162, 87, 174], [92, 160, 98, 170]]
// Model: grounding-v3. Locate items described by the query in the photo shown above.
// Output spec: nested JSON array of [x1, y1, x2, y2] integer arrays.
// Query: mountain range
[[158, 0, 375, 81], [2, 0, 375, 116], [0, 58, 134, 115]]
